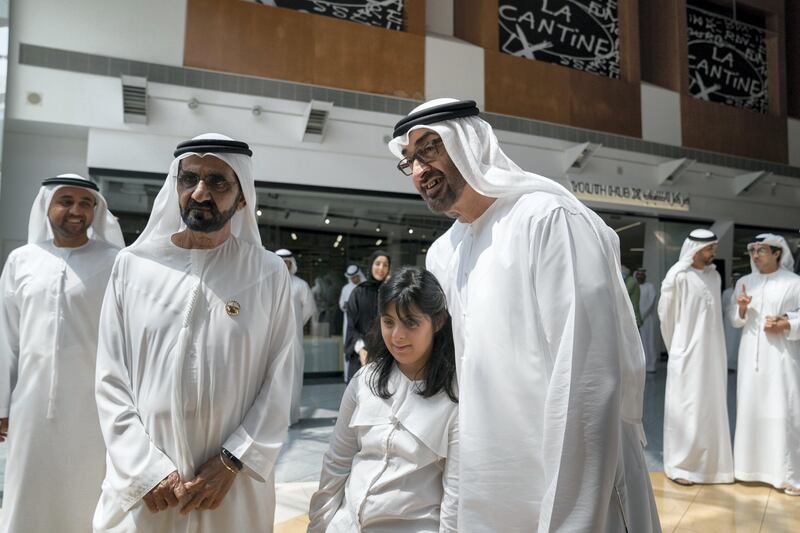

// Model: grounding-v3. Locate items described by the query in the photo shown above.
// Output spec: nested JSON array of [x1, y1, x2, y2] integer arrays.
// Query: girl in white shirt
[[308, 266, 459, 532]]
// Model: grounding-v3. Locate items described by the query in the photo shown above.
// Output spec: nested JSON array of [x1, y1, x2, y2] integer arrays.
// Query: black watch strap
[[221, 447, 243, 471]]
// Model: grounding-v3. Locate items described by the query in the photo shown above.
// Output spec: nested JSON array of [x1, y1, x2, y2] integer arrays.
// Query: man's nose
[[412, 158, 432, 180], [191, 179, 212, 201]]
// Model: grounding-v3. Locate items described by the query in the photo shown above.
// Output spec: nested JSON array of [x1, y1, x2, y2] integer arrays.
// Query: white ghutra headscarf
[[27, 173, 124, 248], [128, 133, 260, 250], [749, 233, 794, 273]]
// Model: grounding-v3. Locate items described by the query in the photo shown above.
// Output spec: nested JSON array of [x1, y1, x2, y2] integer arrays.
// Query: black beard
[[422, 171, 465, 214], [180, 197, 239, 233]]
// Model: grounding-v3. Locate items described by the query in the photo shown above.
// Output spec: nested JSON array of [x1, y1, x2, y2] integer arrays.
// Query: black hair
[[365, 266, 458, 403]]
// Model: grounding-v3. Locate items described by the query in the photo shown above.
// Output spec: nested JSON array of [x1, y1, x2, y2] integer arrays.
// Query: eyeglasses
[[177, 172, 238, 194], [747, 243, 775, 256], [397, 138, 444, 176]]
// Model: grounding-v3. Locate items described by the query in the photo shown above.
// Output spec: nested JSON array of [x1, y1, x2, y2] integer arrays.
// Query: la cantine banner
[[498, 0, 620, 79], [252, 0, 405, 31], [687, 6, 768, 113]]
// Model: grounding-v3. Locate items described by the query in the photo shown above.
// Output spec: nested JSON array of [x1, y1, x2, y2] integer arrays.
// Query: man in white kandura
[[730, 233, 800, 496], [657, 229, 733, 486], [338, 264, 365, 382], [389, 99, 660, 532], [0, 174, 123, 533], [93, 134, 296, 531], [276, 248, 317, 425], [636, 268, 658, 373]]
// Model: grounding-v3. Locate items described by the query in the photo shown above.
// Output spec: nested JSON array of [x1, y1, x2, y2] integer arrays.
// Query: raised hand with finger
[[737, 284, 752, 319]]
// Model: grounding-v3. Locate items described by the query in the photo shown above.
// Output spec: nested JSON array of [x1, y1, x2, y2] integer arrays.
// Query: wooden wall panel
[[453, 0, 497, 49], [184, 0, 425, 99], [681, 95, 788, 163], [484, 51, 571, 125], [569, 69, 641, 137], [639, 0, 681, 91]]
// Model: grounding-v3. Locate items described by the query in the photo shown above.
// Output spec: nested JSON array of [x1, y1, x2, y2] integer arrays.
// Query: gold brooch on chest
[[225, 300, 241, 317]]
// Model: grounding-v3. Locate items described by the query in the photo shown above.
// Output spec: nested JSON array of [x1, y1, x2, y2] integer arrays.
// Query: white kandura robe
[[289, 274, 316, 425], [308, 364, 458, 532], [730, 270, 800, 489], [721, 287, 741, 370], [657, 267, 733, 483], [93, 236, 295, 532], [427, 193, 659, 533], [639, 282, 658, 372], [0, 239, 118, 533]]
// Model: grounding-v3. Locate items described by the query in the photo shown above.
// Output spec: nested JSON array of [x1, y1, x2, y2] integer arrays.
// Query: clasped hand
[[143, 454, 239, 515], [764, 314, 790, 334]]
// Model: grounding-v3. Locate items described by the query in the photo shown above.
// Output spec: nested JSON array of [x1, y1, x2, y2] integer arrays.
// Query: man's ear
[[237, 190, 246, 211]]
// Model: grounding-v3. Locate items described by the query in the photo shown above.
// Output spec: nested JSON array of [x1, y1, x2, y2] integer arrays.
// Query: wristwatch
[[221, 447, 243, 471]]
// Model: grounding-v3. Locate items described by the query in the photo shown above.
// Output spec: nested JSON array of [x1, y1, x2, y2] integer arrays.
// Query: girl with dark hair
[[343, 250, 391, 381], [308, 267, 459, 533]]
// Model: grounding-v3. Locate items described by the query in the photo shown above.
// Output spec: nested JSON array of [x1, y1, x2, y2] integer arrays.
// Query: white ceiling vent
[[302, 100, 334, 143], [121, 75, 148, 124]]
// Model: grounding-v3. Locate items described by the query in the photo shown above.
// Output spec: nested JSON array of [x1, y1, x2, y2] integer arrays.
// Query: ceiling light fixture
[[256, 209, 262, 217], [291, 232, 298, 241]]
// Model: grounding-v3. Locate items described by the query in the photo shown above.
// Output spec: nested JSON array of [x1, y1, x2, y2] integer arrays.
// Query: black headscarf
[[344, 250, 392, 381], [364, 250, 391, 285]]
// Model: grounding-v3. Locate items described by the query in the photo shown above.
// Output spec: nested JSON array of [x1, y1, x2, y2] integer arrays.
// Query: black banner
[[498, 0, 620, 79], [254, 0, 405, 31], [687, 6, 768, 113]]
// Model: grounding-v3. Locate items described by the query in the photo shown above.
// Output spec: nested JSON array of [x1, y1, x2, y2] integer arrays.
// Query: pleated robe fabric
[[93, 236, 295, 532], [289, 274, 316, 425], [730, 270, 800, 490], [657, 267, 733, 483], [0, 240, 118, 533], [426, 193, 660, 533]]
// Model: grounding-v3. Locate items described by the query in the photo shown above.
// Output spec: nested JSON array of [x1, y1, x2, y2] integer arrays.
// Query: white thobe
[[426, 193, 660, 533], [638, 282, 658, 372], [657, 267, 733, 483], [308, 365, 458, 532], [339, 282, 358, 382], [0, 240, 118, 533], [721, 287, 741, 370], [730, 270, 800, 489], [290, 274, 316, 425], [93, 236, 295, 532]]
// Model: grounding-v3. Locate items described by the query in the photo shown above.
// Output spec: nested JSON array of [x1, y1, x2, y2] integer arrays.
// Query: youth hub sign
[[498, 0, 620, 79], [687, 6, 768, 113]]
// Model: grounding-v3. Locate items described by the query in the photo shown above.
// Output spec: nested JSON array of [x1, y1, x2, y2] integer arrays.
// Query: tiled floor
[[276, 474, 798, 533], [274, 363, 798, 532]]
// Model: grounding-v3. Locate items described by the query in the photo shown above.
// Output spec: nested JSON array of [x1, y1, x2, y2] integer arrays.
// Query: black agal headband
[[688, 232, 717, 243], [173, 138, 253, 158], [392, 100, 480, 138], [41, 176, 99, 191]]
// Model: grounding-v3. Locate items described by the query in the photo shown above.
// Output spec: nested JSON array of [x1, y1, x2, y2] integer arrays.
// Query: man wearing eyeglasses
[[658, 229, 733, 487], [388, 99, 660, 532], [730, 233, 800, 496], [93, 134, 296, 531]]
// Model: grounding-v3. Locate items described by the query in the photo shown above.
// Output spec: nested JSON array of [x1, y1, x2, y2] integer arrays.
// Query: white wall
[[0, 127, 89, 264], [426, 0, 453, 36], [425, 35, 484, 106], [641, 83, 681, 146], [789, 118, 800, 168], [10, 0, 186, 65]]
